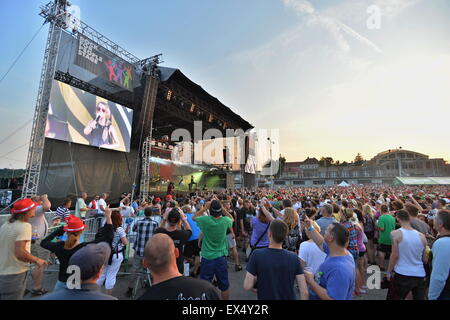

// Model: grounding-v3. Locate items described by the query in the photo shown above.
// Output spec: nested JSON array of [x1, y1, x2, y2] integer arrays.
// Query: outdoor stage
[[24, 0, 254, 206]]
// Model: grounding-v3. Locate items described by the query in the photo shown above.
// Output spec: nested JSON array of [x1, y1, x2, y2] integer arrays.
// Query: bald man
[[138, 234, 221, 300]]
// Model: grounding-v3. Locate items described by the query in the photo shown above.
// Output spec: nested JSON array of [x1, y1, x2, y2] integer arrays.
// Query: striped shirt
[[55, 206, 70, 220]]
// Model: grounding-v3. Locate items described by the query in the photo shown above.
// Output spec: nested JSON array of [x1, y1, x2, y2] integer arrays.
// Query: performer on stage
[[167, 181, 175, 196], [188, 175, 197, 191], [83, 102, 119, 150]]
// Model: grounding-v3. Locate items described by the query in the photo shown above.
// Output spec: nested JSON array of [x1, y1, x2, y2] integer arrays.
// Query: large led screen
[[45, 80, 133, 152]]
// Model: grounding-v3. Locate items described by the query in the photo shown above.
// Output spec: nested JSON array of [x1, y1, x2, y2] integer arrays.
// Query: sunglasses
[[96, 107, 106, 112]]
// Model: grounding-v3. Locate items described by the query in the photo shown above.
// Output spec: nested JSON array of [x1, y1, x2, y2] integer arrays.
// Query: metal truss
[[54, 71, 133, 107], [23, 0, 154, 199], [138, 56, 161, 202], [64, 9, 140, 64], [22, 0, 67, 198]]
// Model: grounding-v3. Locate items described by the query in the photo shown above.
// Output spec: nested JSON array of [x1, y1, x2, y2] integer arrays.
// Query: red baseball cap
[[166, 195, 172, 200], [277, 196, 283, 200], [64, 215, 85, 233], [11, 198, 37, 214], [155, 197, 161, 202]]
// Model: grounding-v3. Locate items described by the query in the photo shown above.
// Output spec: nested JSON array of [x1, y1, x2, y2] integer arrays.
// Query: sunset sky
[[0, 0, 449, 169]]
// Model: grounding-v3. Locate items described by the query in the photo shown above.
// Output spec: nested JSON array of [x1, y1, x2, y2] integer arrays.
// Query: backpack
[[284, 225, 301, 252]]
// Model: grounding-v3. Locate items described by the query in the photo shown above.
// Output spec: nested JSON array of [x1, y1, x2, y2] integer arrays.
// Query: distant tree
[[354, 153, 365, 165], [319, 157, 334, 167], [275, 156, 286, 178], [335, 160, 341, 166]]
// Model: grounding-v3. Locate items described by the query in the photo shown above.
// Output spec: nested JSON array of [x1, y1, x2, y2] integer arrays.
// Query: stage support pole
[[22, 0, 68, 198], [134, 61, 160, 203]]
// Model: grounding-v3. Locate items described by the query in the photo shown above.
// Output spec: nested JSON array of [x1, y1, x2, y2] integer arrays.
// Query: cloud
[[282, 0, 315, 14], [282, 0, 383, 54]]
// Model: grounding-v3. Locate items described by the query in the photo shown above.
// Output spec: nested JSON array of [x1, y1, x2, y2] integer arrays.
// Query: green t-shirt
[[195, 216, 233, 260], [377, 214, 396, 245]]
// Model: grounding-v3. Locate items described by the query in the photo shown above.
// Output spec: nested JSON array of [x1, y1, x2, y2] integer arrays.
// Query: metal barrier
[[22, 214, 159, 299]]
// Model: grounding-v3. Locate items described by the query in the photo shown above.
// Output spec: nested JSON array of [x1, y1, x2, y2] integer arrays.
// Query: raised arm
[[303, 217, 325, 252], [221, 206, 235, 222], [180, 210, 192, 232], [259, 203, 275, 222], [40, 226, 65, 252], [83, 119, 97, 136], [193, 201, 210, 221], [41, 194, 51, 212]]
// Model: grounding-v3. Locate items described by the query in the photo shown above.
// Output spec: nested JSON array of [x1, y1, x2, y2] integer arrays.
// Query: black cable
[[0, 119, 33, 146], [0, 23, 46, 85], [0, 142, 29, 160]]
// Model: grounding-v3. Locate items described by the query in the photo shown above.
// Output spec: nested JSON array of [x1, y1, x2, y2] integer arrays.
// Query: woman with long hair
[[354, 209, 368, 294], [248, 200, 274, 258], [97, 211, 128, 295], [362, 204, 376, 265], [40, 209, 114, 291], [83, 101, 119, 149], [340, 208, 361, 296], [282, 208, 302, 254]]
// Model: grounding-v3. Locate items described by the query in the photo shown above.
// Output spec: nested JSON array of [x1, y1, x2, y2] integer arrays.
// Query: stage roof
[[393, 177, 450, 185], [158, 66, 253, 131]]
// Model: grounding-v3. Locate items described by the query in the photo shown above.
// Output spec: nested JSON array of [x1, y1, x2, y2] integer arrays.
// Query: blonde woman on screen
[[84, 101, 120, 150]]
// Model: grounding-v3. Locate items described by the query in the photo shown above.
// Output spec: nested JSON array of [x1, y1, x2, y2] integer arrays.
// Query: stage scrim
[[38, 139, 138, 202]]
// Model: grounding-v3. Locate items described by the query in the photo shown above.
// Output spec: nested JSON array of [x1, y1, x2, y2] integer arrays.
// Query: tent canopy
[[393, 177, 450, 186], [338, 181, 350, 187]]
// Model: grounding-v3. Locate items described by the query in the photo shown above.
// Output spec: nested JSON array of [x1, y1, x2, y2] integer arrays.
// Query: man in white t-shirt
[[298, 223, 326, 274], [120, 198, 135, 218], [97, 193, 108, 214], [29, 194, 51, 296], [95, 193, 108, 230]]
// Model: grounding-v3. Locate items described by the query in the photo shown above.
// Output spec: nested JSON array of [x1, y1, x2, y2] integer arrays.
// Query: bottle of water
[[32, 227, 39, 241]]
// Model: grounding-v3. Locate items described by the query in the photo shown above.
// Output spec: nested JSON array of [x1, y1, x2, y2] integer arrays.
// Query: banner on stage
[[74, 34, 135, 92]]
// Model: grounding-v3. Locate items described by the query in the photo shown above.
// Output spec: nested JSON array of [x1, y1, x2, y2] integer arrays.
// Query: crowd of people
[[0, 185, 449, 300]]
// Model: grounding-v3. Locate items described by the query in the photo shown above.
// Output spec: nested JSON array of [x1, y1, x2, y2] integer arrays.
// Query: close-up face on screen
[[45, 80, 133, 152]]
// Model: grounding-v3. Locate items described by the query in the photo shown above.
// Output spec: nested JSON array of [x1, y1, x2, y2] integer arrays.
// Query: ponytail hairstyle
[[64, 231, 83, 250]]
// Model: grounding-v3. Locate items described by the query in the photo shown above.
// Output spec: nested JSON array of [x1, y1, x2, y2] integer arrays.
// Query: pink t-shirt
[[356, 224, 366, 252]]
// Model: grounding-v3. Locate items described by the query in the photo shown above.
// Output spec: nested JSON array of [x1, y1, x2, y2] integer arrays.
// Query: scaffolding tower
[[22, 0, 159, 199], [136, 55, 162, 203], [22, 0, 68, 198]]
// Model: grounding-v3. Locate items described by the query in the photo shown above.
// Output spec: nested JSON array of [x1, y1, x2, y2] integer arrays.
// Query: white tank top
[[395, 228, 425, 277]]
